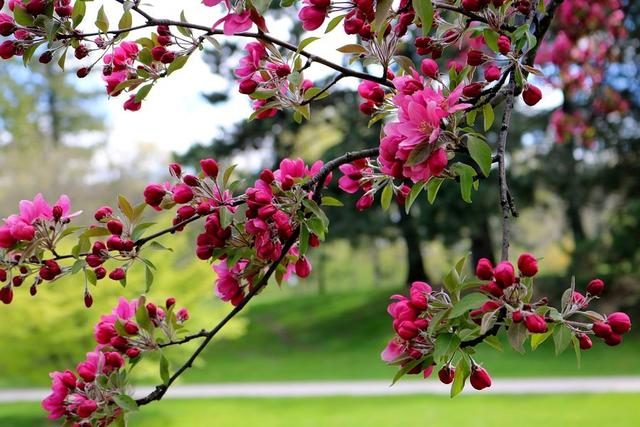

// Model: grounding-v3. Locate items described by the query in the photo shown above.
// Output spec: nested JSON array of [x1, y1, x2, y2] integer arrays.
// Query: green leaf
[[553, 324, 573, 355], [320, 196, 343, 207], [85, 268, 97, 286], [148, 241, 173, 252], [449, 293, 489, 318], [443, 268, 461, 295], [325, 15, 345, 33], [299, 225, 310, 257], [450, 355, 470, 397], [426, 177, 444, 204], [252, 0, 272, 14], [483, 29, 499, 53], [144, 265, 154, 293], [507, 322, 527, 354], [13, 7, 35, 26], [71, 0, 86, 27], [118, 194, 134, 220], [222, 164, 237, 188], [372, 0, 393, 32], [571, 335, 582, 368], [302, 199, 330, 229], [433, 333, 461, 364], [113, 394, 138, 412], [427, 308, 450, 335], [454, 254, 469, 275], [483, 335, 503, 352], [390, 358, 424, 386], [380, 184, 393, 210], [167, 55, 189, 75], [336, 44, 367, 54], [70, 259, 85, 274], [467, 136, 493, 177], [118, 10, 132, 30], [530, 329, 553, 350], [405, 181, 426, 214], [413, 0, 434, 35], [296, 37, 320, 54], [135, 84, 153, 103], [483, 104, 494, 131], [159, 354, 170, 385], [95, 6, 110, 33], [451, 163, 477, 203]]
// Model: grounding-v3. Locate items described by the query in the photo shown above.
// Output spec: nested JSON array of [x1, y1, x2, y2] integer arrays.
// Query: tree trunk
[[471, 216, 495, 267], [398, 208, 429, 285]]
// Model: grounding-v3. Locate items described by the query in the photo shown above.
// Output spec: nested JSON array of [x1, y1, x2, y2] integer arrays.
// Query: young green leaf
[[467, 136, 493, 177]]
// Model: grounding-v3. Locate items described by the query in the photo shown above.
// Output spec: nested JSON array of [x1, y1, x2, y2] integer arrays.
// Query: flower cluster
[[43, 296, 189, 424], [42, 350, 128, 425], [0, 194, 80, 304], [143, 158, 330, 305], [382, 253, 632, 394], [233, 41, 316, 119]]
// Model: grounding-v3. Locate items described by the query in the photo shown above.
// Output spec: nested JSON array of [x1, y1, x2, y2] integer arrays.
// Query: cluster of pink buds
[[144, 158, 330, 305], [0, 194, 80, 304], [42, 349, 129, 425], [43, 295, 189, 423], [94, 297, 189, 358], [234, 41, 315, 119]]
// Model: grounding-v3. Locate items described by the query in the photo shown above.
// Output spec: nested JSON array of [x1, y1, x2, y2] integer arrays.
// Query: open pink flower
[[381, 338, 405, 362], [213, 11, 253, 35]]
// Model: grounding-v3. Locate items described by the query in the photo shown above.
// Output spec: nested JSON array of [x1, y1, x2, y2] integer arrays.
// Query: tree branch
[[497, 77, 517, 262]]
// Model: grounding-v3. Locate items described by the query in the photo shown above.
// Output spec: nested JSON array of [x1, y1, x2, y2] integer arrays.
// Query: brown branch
[[434, 2, 516, 32], [497, 77, 517, 262]]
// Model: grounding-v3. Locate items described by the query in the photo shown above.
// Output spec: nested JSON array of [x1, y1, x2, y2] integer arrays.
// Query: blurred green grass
[[3, 393, 639, 427]]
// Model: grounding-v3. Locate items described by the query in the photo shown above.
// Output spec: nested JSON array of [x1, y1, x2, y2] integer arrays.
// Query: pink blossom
[[213, 261, 246, 303], [381, 338, 405, 362], [214, 11, 253, 35]]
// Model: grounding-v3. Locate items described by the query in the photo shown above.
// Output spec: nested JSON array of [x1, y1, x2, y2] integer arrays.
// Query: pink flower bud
[[166, 297, 176, 309], [524, 313, 547, 333], [295, 257, 312, 278], [396, 320, 420, 340], [169, 162, 182, 177], [605, 332, 622, 346], [177, 308, 189, 322], [124, 321, 139, 335], [578, 334, 592, 350], [438, 364, 455, 384], [586, 279, 604, 296], [76, 362, 96, 382], [355, 194, 374, 211], [463, 82, 483, 98], [126, 348, 141, 358], [470, 366, 492, 390], [200, 158, 219, 178], [423, 364, 434, 378], [172, 184, 194, 204], [607, 312, 631, 335], [239, 78, 259, 94], [592, 321, 612, 338], [467, 50, 486, 66], [497, 35, 511, 54], [84, 292, 93, 308], [420, 59, 439, 78], [484, 65, 501, 82], [0, 286, 13, 304], [493, 261, 515, 288], [77, 399, 98, 418], [0, 41, 16, 60], [522, 84, 542, 106], [512, 310, 523, 323], [107, 220, 124, 236], [462, 0, 482, 11], [94, 206, 113, 221], [94, 267, 107, 280], [476, 258, 494, 280], [146, 303, 158, 318], [109, 268, 126, 281], [517, 253, 538, 277]]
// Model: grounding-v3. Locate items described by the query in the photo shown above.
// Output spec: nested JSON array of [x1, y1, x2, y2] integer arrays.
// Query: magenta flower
[[381, 338, 405, 362], [213, 11, 253, 35]]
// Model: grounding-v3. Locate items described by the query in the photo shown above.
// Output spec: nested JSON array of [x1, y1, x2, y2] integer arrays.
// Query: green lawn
[[3, 394, 639, 427], [173, 288, 640, 383]]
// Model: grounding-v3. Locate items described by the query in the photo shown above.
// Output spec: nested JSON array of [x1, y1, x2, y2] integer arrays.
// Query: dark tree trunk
[[398, 209, 429, 286], [471, 216, 495, 267]]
